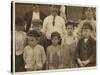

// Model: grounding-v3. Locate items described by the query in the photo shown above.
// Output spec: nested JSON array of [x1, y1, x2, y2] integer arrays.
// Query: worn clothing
[[23, 45, 46, 70], [15, 54, 25, 72], [38, 32, 47, 51], [42, 15, 65, 39], [61, 34, 78, 68], [32, 12, 40, 20], [76, 37, 96, 67], [46, 45, 61, 69]]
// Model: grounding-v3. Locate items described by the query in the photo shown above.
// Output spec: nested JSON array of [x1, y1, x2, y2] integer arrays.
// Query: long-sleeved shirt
[[42, 15, 65, 39], [76, 37, 96, 66], [23, 44, 46, 70], [15, 31, 26, 55]]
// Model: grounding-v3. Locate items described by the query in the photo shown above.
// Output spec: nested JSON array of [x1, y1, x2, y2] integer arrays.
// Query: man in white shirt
[[42, 5, 66, 40]]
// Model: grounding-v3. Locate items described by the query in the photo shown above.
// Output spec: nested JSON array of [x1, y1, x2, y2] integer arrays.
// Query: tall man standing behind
[[42, 5, 65, 46]]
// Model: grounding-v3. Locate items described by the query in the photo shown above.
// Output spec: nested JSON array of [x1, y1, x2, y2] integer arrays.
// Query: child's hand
[[77, 58, 84, 67], [82, 59, 90, 66]]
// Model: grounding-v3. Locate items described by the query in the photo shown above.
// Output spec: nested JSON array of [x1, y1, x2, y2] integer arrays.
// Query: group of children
[[15, 16, 96, 72]]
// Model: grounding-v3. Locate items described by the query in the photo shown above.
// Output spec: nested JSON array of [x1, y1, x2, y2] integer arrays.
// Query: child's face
[[81, 29, 91, 38], [51, 36, 59, 46], [66, 25, 74, 35], [28, 36, 38, 47], [33, 25, 42, 32]]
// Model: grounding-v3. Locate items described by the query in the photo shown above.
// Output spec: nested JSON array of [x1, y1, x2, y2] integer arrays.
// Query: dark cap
[[27, 30, 41, 37]]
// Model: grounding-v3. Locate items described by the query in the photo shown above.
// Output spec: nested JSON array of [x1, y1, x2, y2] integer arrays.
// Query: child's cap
[[15, 16, 25, 26], [31, 19, 42, 26], [51, 32, 61, 39], [82, 22, 93, 31], [27, 30, 41, 37]]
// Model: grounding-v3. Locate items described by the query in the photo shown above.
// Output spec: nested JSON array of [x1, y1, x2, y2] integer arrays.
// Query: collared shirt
[[84, 38, 89, 43], [15, 31, 26, 55], [42, 15, 65, 39], [23, 45, 46, 70]]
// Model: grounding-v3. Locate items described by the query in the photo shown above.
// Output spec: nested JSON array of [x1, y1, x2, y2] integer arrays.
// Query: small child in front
[[23, 30, 46, 71]]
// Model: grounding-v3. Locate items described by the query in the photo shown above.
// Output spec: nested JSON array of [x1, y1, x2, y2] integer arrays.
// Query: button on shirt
[[42, 15, 65, 39]]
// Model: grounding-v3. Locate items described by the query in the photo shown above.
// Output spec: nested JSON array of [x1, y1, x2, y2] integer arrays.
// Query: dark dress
[[76, 37, 96, 67]]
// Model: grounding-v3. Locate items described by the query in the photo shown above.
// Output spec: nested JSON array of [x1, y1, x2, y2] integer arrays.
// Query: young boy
[[76, 22, 96, 67], [23, 30, 46, 71], [31, 19, 47, 51], [46, 32, 61, 69], [15, 17, 27, 72]]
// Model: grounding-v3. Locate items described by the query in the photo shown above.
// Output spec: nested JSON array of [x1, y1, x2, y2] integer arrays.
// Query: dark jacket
[[24, 10, 45, 32], [76, 37, 96, 67]]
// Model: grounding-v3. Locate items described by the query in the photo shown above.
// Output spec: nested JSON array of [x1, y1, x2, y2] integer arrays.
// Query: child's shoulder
[[89, 37, 96, 44], [47, 45, 53, 48], [35, 44, 44, 50], [24, 45, 31, 50]]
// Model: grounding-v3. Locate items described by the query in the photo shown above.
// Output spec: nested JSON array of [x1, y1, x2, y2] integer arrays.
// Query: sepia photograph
[[11, 1, 96, 73]]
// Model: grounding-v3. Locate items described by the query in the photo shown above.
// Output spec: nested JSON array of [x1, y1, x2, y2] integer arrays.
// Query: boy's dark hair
[[51, 32, 61, 39], [27, 30, 41, 38], [82, 22, 93, 31], [15, 16, 25, 26], [65, 22, 74, 28]]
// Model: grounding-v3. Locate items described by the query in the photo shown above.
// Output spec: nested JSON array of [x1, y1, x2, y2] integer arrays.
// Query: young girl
[[46, 32, 62, 69], [23, 30, 46, 71], [61, 22, 78, 68]]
